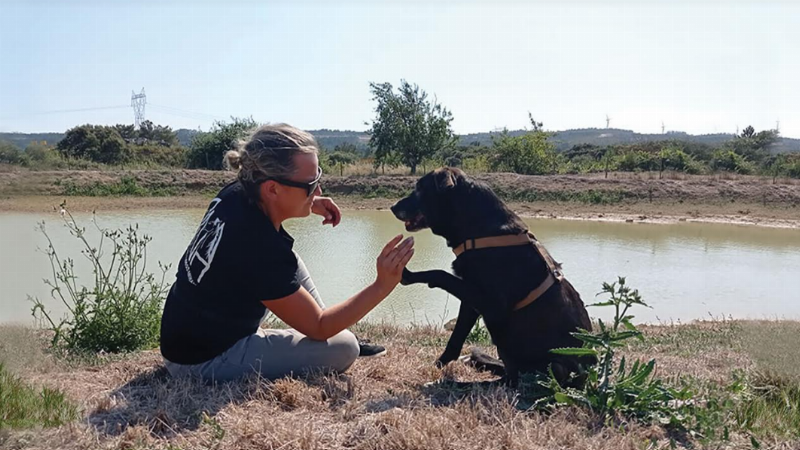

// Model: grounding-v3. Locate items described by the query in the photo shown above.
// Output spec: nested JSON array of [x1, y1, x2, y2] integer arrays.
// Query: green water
[[2, 209, 799, 326]]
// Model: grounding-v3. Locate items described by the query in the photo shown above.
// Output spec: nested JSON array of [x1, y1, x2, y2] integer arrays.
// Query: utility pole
[[131, 88, 147, 129]]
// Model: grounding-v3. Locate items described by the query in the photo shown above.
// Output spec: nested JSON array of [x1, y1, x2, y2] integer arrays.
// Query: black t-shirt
[[160, 181, 301, 364]]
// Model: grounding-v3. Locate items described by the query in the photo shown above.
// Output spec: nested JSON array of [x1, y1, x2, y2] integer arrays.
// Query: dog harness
[[452, 232, 564, 311]]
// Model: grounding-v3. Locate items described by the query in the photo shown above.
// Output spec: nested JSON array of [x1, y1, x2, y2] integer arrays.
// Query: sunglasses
[[267, 167, 322, 197]]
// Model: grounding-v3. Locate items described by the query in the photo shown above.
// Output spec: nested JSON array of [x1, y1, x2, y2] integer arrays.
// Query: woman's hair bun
[[224, 150, 242, 171]]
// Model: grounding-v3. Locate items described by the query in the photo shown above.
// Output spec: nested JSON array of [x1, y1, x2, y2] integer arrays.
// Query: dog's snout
[[391, 196, 417, 221], [391, 201, 410, 220]]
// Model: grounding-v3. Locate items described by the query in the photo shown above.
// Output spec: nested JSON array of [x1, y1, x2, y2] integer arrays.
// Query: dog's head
[[391, 167, 467, 235]]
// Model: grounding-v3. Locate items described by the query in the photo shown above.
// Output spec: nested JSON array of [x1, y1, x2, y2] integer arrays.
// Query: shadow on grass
[[87, 365, 240, 438]]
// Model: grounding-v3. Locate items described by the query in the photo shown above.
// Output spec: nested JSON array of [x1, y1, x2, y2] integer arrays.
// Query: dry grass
[[1, 321, 799, 449]]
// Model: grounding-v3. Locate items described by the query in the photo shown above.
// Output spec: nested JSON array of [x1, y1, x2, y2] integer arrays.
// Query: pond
[[2, 208, 799, 326]]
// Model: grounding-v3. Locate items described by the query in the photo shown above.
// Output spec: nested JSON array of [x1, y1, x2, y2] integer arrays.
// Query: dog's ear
[[434, 167, 464, 192]]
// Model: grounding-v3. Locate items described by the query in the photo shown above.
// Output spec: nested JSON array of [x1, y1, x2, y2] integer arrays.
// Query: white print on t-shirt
[[184, 198, 226, 285]]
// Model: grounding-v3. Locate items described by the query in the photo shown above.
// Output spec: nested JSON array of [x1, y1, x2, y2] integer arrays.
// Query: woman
[[160, 123, 414, 382]]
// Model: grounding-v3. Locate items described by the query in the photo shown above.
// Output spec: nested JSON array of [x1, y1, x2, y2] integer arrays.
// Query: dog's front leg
[[401, 269, 480, 308], [437, 303, 479, 367]]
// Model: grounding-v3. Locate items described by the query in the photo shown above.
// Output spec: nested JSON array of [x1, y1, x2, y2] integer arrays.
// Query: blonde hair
[[224, 123, 319, 200]]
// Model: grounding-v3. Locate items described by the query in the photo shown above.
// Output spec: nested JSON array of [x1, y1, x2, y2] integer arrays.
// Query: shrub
[[30, 204, 170, 353], [0, 141, 27, 165], [711, 149, 755, 175]]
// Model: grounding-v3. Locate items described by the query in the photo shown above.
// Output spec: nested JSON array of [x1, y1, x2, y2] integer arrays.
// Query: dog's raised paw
[[400, 268, 417, 286]]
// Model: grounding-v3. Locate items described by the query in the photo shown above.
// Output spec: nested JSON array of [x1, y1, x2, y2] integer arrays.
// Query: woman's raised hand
[[375, 234, 415, 291]]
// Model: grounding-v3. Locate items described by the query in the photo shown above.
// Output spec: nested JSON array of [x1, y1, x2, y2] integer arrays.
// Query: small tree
[[326, 151, 357, 176], [367, 80, 457, 174], [489, 116, 557, 175], [136, 120, 178, 146], [727, 125, 780, 164], [187, 117, 257, 169]]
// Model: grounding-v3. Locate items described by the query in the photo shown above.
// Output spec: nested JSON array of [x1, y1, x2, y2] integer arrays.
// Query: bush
[[659, 145, 704, 174], [24, 141, 62, 166], [131, 143, 187, 167], [711, 149, 755, 175], [30, 205, 169, 353], [489, 129, 558, 175], [0, 141, 27, 165]]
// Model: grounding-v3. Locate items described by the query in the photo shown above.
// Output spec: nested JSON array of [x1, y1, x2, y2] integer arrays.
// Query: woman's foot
[[356, 337, 386, 357]]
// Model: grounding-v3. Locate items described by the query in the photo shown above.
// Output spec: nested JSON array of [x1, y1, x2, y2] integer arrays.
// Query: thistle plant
[[539, 277, 693, 426], [30, 202, 170, 353]]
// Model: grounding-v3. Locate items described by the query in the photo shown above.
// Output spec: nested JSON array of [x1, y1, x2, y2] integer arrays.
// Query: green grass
[[628, 320, 743, 356], [58, 175, 179, 197], [361, 186, 413, 199], [740, 321, 800, 380], [621, 319, 800, 442], [496, 188, 630, 205], [0, 362, 78, 429]]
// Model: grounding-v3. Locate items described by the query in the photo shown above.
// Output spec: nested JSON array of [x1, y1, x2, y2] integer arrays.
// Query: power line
[[0, 105, 129, 120], [149, 104, 227, 121]]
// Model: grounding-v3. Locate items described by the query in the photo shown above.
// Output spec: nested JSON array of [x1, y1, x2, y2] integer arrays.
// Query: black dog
[[391, 167, 594, 386]]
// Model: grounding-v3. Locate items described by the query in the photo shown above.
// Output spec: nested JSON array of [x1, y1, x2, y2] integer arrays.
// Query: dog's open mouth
[[404, 213, 428, 232]]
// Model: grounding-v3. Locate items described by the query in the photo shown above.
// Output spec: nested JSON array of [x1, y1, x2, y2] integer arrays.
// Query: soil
[[1, 169, 799, 228]]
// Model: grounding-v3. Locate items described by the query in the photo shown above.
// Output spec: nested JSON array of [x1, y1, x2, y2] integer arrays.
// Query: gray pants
[[164, 253, 359, 382]]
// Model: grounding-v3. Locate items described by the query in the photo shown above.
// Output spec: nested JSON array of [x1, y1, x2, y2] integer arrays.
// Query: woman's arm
[[262, 235, 414, 340]]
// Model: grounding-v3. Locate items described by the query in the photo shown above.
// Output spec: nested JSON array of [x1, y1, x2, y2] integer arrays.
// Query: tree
[[187, 117, 257, 169], [326, 151, 357, 176], [136, 120, 178, 146], [113, 124, 137, 140], [763, 153, 789, 183], [727, 125, 779, 164], [56, 125, 131, 165], [489, 116, 557, 175], [366, 80, 457, 175]]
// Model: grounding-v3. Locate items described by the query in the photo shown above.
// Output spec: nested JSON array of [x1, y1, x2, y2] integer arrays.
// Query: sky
[[1, 0, 798, 137]]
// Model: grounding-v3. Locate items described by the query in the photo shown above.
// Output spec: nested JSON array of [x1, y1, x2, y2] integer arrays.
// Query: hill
[[3, 127, 799, 153]]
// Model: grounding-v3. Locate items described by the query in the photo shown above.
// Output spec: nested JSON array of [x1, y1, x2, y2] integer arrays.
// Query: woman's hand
[[375, 234, 415, 292], [311, 196, 341, 227]]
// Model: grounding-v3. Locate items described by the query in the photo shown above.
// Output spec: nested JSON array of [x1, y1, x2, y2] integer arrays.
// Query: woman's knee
[[329, 329, 359, 372]]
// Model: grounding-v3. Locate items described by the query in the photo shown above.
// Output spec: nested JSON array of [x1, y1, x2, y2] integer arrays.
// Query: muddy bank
[[1, 169, 799, 228]]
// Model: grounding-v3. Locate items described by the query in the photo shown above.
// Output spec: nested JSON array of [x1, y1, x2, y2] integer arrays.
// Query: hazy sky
[[1, 0, 798, 137]]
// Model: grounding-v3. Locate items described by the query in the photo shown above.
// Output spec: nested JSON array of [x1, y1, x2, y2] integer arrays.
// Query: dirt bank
[[1, 169, 799, 228]]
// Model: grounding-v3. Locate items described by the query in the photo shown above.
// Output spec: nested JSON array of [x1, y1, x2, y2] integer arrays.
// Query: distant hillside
[[460, 128, 800, 153], [0, 132, 65, 148], [3, 127, 799, 153]]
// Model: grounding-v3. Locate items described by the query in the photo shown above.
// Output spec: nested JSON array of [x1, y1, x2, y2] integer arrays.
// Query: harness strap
[[452, 231, 565, 312], [452, 232, 532, 256], [513, 272, 556, 311]]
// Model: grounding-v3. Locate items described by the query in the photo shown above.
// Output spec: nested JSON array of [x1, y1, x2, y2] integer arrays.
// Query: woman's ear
[[261, 180, 280, 200]]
